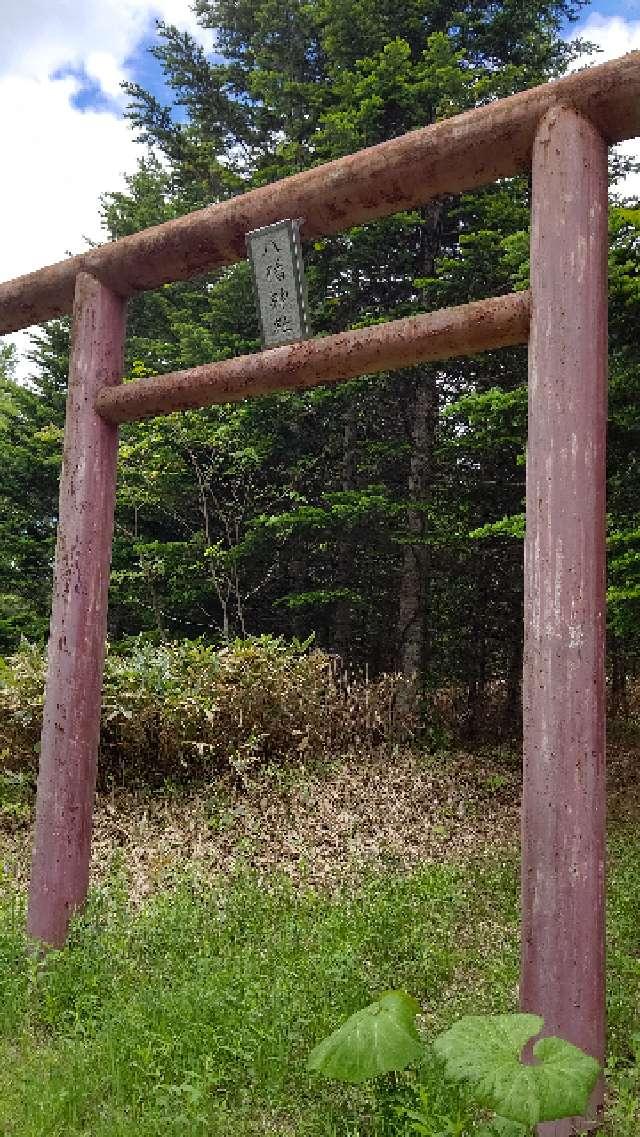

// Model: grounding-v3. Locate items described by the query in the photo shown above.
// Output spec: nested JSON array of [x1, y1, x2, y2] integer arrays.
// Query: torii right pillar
[[522, 105, 608, 1135]]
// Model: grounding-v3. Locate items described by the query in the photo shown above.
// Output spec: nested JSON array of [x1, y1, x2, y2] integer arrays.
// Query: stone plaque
[[246, 219, 310, 349]]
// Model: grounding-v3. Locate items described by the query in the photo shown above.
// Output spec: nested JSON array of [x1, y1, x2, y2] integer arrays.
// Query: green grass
[[0, 837, 637, 1135]]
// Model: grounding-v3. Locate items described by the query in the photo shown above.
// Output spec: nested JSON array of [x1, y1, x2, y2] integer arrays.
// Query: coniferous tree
[[3, 0, 638, 721]]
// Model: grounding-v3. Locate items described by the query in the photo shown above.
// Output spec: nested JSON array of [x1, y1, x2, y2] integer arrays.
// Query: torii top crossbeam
[[1, 53, 639, 335], [3, 52, 640, 1137]]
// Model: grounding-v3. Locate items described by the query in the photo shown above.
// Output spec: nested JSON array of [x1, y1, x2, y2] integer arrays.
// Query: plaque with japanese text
[[246, 219, 310, 349]]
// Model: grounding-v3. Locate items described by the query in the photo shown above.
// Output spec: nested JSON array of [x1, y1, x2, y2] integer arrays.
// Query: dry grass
[[0, 637, 417, 787], [3, 735, 639, 905], [1, 747, 518, 900]]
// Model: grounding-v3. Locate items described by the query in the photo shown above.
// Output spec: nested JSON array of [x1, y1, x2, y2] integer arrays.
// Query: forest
[[1, 0, 638, 722], [0, 2, 639, 1135]]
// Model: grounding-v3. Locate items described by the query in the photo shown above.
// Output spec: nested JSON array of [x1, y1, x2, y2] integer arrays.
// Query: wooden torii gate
[[2, 51, 640, 1136]]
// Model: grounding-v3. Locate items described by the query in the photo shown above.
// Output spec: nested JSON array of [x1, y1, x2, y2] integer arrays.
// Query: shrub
[[0, 636, 416, 788]]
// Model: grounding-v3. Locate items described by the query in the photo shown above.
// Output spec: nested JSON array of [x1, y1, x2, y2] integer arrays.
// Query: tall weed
[[0, 636, 416, 787]]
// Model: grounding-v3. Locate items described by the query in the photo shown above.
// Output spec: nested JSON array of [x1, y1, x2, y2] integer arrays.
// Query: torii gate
[[2, 51, 640, 1136]]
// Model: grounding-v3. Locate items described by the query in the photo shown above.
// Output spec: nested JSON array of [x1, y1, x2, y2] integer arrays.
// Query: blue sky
[[1, 0, 639, 369], [54, 1, 640, 118], [579, 0, 640, 17], [0, 0, 215, 288]]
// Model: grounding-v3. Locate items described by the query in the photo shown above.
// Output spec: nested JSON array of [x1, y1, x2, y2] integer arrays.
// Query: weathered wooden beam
[[95, 291, 530, 423], [1, 53, 639, 334], [27, 274, 126, 948], [522, 106, 608, 1135]]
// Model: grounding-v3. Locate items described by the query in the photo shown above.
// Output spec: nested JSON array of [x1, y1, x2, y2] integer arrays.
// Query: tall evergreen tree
[[4, 0, 637, 719]]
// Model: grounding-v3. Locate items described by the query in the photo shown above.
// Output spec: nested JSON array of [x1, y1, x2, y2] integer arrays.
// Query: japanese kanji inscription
[[246, 219, 310, 348]]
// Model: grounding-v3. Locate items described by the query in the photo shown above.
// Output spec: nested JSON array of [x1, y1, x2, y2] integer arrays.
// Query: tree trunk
[[221, 603, 230, 642], [503, 622, 523, 737], [396, 200, 443, 681], [287, 552, 306, 640], [333, 397, 357, 662], [397, 371, 437, 679], [151, 581, 165, 637], [466, 574, 488, 739], [610, 635, 628, 718]]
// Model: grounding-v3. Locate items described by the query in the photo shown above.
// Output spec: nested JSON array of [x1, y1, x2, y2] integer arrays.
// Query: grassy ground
[[0, 829, 638, 1136]]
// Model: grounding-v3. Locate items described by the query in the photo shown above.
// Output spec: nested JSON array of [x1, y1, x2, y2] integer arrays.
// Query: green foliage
[[469, 516, 525, 541], [308, 991, 424, 1083], [0, 636, 416, 786], [5, 0, 618, 707], [477, 1120, 525, 1137], [0, 369, 62, 651], [0, 769, 32, 828], [434, 1014, 599, 1127], [310, 1002, 600, 1132], [0, 841, 637, 1136], [378, 1073, 480, 1136], [0, 343, 17, 381], [0, 862, 481, 1135]]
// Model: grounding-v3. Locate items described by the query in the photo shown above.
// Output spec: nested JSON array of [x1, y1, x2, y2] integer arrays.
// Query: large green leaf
[[307, 991, 425, 1083], [433, 1014, 600, 1127]]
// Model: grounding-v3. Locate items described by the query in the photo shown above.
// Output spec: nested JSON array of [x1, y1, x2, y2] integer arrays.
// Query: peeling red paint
[[1, 54, 640, 334], [95, 292, 530, 424], [522, 107, 608, 1136], [26, 274, 126, 949]]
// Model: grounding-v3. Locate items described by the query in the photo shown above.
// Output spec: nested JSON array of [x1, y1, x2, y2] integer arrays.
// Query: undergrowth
[[0, 835, 637, 1135], [0, 636, 416, 788]]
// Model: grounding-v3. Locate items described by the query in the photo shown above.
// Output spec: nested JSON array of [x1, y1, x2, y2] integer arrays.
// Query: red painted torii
[[2, 52, 640, 1137]]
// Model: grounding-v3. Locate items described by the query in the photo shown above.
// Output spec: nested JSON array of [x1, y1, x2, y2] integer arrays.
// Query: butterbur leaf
[[530, 1037, 600, 1122], [307, 991, 424, 1083], [433, 1014, 600, 1127], [434, 1014, 543, 1083]]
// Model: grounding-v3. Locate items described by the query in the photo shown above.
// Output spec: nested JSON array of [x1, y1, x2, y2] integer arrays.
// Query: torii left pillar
[[28, 273, 126, 948]]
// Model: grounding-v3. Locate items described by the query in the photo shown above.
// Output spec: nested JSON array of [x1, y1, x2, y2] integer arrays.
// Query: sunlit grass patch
[[0, 838, 636, 1135]]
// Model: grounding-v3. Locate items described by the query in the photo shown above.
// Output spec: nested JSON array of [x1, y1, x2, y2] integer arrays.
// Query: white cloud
[[2, 6, 639, 379], [2, 72, 135, 274], [0, 0, 214, 375], [574, 13, 640, 60], [0, 0, 214, 87], [569, 13, 640, 201]]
